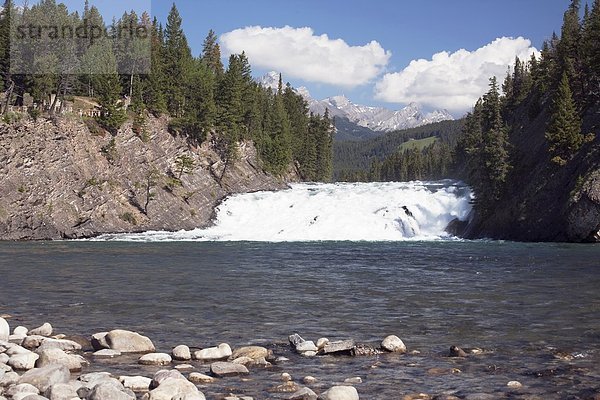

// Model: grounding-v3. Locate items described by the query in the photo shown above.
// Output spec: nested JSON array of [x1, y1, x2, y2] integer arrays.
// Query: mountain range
[[258, 71, 454, 141]]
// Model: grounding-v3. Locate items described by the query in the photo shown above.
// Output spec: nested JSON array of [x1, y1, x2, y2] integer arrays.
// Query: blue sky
[[37, 1, 584, 115]]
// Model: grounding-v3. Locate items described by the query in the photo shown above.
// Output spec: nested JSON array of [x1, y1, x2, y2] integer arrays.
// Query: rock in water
[[319, 386, 359, 400], [449, 346, 468, 358], [187, 373, 215, 384], [381, 335, 406, 353], [289, 387, 318, 400], [210, 362, 249, 377], [171, 345, 191, 361], [93, 349, 121, 358], [90, 332, 109, 351], [28, 323, 53, 337], [194, 343, 232, 361], [288, 334, 305, 348], [322, 340, 355, 354], [138, 353, 172, 366], [18, 364, 70, 393], [104, 330, 155, 353], [0, 318, 9, 341], [145, 377, 205, 400], [230, 346, 269, 361]]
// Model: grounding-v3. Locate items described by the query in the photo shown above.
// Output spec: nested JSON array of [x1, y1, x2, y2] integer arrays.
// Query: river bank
[[2, 314, 599, 400]]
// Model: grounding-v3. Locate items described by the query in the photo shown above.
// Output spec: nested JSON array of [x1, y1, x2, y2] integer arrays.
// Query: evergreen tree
[[163, 3, 192, 117], [582, 0, 600, 102], [201, 30, 224, 76], [545, 72, 583, 165]]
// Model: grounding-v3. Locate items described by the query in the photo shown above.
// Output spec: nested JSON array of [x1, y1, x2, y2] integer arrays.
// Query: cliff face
[[0, 116, 295, 240], [463, 102, 600, 243]]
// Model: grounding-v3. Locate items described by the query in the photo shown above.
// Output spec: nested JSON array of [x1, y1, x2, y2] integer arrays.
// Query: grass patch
[[398, 136, 438, 152]]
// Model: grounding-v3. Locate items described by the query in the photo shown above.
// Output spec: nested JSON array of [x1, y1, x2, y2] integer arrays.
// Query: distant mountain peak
[[257, 71, 454, 140]]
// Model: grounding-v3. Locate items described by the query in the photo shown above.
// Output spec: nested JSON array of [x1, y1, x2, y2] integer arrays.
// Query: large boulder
[[35, 348, 87, 371], [193, 343, 231, 361], [5, 383, 39, 398], [19, 365, 70, 393], [90, 333, 109, 351], [36, 338, 82, 352], [150, 370, 186, 390], [0, 318, 9, 342], [289, 387, 318, 400], [104, 330, 155, 353], [319, 386, 359, 400]]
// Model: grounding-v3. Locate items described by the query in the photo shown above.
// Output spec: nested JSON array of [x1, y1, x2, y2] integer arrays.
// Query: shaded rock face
[[0, 116, 295, 240]]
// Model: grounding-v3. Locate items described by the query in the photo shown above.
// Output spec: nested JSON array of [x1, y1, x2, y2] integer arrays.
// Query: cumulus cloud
[[220, 26, 391, 88], [374, 37, 538, 115]]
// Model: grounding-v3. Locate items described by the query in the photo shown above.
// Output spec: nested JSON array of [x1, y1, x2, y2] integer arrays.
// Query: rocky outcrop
[[0, 115, 295, 240], [463, 102, 600, 243]]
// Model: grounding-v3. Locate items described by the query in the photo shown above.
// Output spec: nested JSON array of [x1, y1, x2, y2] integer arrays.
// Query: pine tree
[[201, 30, 224, 76], [581, 0, 600, 102], [163, 3, 192, 117], [545, 72, 583, 165]]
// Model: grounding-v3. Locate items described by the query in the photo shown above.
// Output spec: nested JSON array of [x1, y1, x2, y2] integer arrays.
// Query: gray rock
[[303, 376, 317, 384], [316, 338, 329, 350], [288, 334, 305, 347], [5, 383, 39, 398], [86, 380, 135, 400], [36, 348, 86, 371], [138, 353, 172, 366], [145, 377, 205, 400], [288, 387, 318, 400], [78, 372, 113, 389], [194, 343, 232, 361], [90, 333, 109, 351], [210, 362, 249, 377], [172, 345, 191, 361], [381, 335, 406, 353], [119, 376, 152, 392], [14, 327, 29, 336], [93, 349, 121, 358], [19, 365, 70, 393], [19, 395, 49, 400], [104, 330, 155, 353], [44, 383, 79, 400], [150, 370, 186, 390], [344, 377, 362, 384], [319, 386, 359, 400], [6, 344, 31, 355], [0, 371, 19, 387], [187, 373, 215, 384], [28, 324, 53, 337], [22, 336, 46, 350], [322, 340, 355, 354], [37, 339, 82, 352], [9, 352, 40, 370], [0, 354, 9, 364], [295, 341, 318, 353], [230, 346, 269, 361], [0, 319, 9, 342]]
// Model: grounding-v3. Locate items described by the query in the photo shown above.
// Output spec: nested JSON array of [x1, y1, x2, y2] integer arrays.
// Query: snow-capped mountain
[[257, 71, 454, 137]]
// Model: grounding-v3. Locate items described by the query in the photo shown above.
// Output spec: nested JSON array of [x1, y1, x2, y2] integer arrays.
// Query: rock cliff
[[0, 116, 294, 240]]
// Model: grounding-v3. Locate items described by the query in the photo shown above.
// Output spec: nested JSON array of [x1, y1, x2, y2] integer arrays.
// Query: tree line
[[0, 1, 334, 181], [456, 0, 599, 216]]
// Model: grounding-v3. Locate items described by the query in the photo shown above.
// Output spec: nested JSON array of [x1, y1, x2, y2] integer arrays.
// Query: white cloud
[[220, 26, 391, 88], [374, 37, 538, 115]]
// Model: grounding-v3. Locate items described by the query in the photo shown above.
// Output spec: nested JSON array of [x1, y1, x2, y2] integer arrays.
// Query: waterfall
[[97, 180, 472, 242]]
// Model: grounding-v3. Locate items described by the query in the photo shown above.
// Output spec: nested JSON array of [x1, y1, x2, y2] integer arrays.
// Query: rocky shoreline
[[5, 314, 593, 400]]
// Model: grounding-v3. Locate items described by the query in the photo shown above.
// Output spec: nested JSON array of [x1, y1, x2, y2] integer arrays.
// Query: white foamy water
[[97, 180, 472, 242]]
